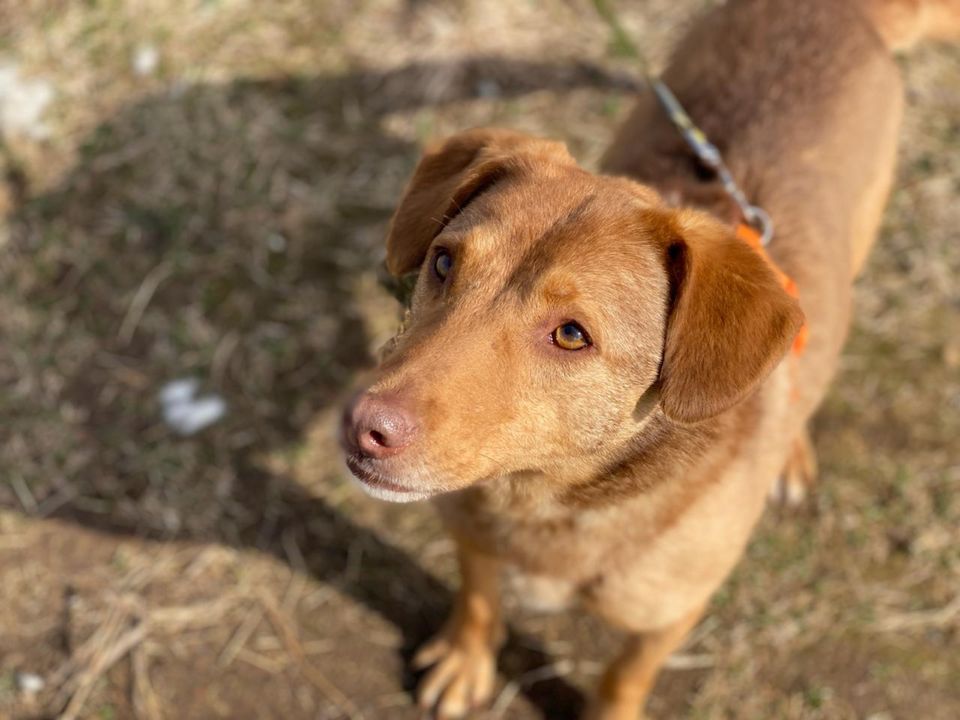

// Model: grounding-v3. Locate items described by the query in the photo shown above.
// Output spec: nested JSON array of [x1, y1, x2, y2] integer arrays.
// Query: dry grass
[[0, 1, 958, 718]]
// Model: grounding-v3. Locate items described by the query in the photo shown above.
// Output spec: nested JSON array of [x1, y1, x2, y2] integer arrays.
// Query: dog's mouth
[[344, 454, 434, 503]]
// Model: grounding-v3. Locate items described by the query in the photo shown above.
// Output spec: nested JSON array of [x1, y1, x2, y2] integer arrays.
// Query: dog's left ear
[[657, 210, 805, 424], [385, 128, 575, 276]]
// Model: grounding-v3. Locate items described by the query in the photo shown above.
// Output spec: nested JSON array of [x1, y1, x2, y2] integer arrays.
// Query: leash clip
[[743, 204, 774, 246]]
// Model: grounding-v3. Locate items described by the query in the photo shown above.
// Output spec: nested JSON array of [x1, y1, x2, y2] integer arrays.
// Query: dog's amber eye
[[434, 250, 452, 280], [553, 322, 590, 350]]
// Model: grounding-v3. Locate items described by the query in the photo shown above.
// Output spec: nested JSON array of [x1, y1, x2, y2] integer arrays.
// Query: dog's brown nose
[[343, 393, 417, 459]]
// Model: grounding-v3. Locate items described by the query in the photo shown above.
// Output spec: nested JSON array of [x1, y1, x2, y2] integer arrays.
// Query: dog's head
[[340, 129, 803, 502]]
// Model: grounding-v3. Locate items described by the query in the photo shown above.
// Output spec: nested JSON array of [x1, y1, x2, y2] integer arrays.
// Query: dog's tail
[[860, 0, 960, 51]]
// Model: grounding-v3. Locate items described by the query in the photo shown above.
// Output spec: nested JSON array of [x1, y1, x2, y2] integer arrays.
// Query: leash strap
[[650, 80, 774, 246], [652, 78, 805, 355]]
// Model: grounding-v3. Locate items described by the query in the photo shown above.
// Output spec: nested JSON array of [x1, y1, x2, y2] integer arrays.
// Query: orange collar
[[735, 222, 808, 355]]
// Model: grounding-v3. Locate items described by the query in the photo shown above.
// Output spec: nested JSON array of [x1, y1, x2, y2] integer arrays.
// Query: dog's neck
[[457, 392, 760, 528], [555, 411, 721, 508]]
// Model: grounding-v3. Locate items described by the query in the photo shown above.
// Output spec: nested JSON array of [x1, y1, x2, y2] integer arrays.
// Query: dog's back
[[603, 0, 957, 420]]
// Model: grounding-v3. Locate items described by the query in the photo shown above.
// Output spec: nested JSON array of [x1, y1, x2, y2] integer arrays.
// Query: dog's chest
[[435, 488, 645, 600], [504, 569, 579, 612]]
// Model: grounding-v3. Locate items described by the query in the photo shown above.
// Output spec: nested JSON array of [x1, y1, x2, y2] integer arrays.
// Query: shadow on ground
[[2, 56, 643, 718]]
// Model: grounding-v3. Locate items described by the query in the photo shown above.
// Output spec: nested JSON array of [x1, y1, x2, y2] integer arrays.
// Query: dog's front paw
[[413, 633, 496, 718]]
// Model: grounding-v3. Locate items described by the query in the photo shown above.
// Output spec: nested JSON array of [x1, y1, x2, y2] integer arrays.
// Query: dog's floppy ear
[[658, 210, 805, 424], [385, 128, 575, 276]]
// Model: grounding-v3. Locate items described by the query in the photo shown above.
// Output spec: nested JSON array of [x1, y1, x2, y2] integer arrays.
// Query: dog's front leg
[[414, 541, 503, 717], [584, 604, 705, 720]]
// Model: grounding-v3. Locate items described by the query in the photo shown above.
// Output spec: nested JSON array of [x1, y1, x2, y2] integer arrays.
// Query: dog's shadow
[[3, 56, 645, 718]]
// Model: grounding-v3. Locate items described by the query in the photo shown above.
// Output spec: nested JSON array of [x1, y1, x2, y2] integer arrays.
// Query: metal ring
[[745, 205, 774, 246]]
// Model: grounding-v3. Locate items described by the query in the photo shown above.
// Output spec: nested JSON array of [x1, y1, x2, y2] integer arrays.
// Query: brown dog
[[340, 1, 960, 717]]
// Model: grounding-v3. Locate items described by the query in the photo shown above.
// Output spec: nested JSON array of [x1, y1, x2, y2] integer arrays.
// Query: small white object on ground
[[159, 377, 200, 406], [132, 45, 160, 76], [159, 377, 227, 435], [15, 672, 45, 694], [0, 62, 53, 140], [266, 232, 287, 253]]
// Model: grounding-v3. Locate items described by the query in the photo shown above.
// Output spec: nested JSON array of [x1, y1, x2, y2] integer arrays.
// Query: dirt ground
[[0, 1, 957, 719]]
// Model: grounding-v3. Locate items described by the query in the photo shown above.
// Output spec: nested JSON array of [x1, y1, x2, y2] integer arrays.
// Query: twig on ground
[[257, 589, 365, 720], [117, 260, 173, 345], [150, 596, 239, 632], [236, 647, 288, 675], [132, 644, 162, 720], [47, 562, 244, 720], [872, 594, 960, 633], [10, 473, 38, 513], [218, 602, 265, 668], [664, 653, 715, 670], [60, 622, 147, 720]]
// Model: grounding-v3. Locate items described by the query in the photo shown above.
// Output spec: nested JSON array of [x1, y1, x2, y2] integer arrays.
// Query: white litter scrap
[[159, 377, 227, 435], [0, 62, 53, 140], [15, 672, 45, 694], [132, 44, 160, 76]]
